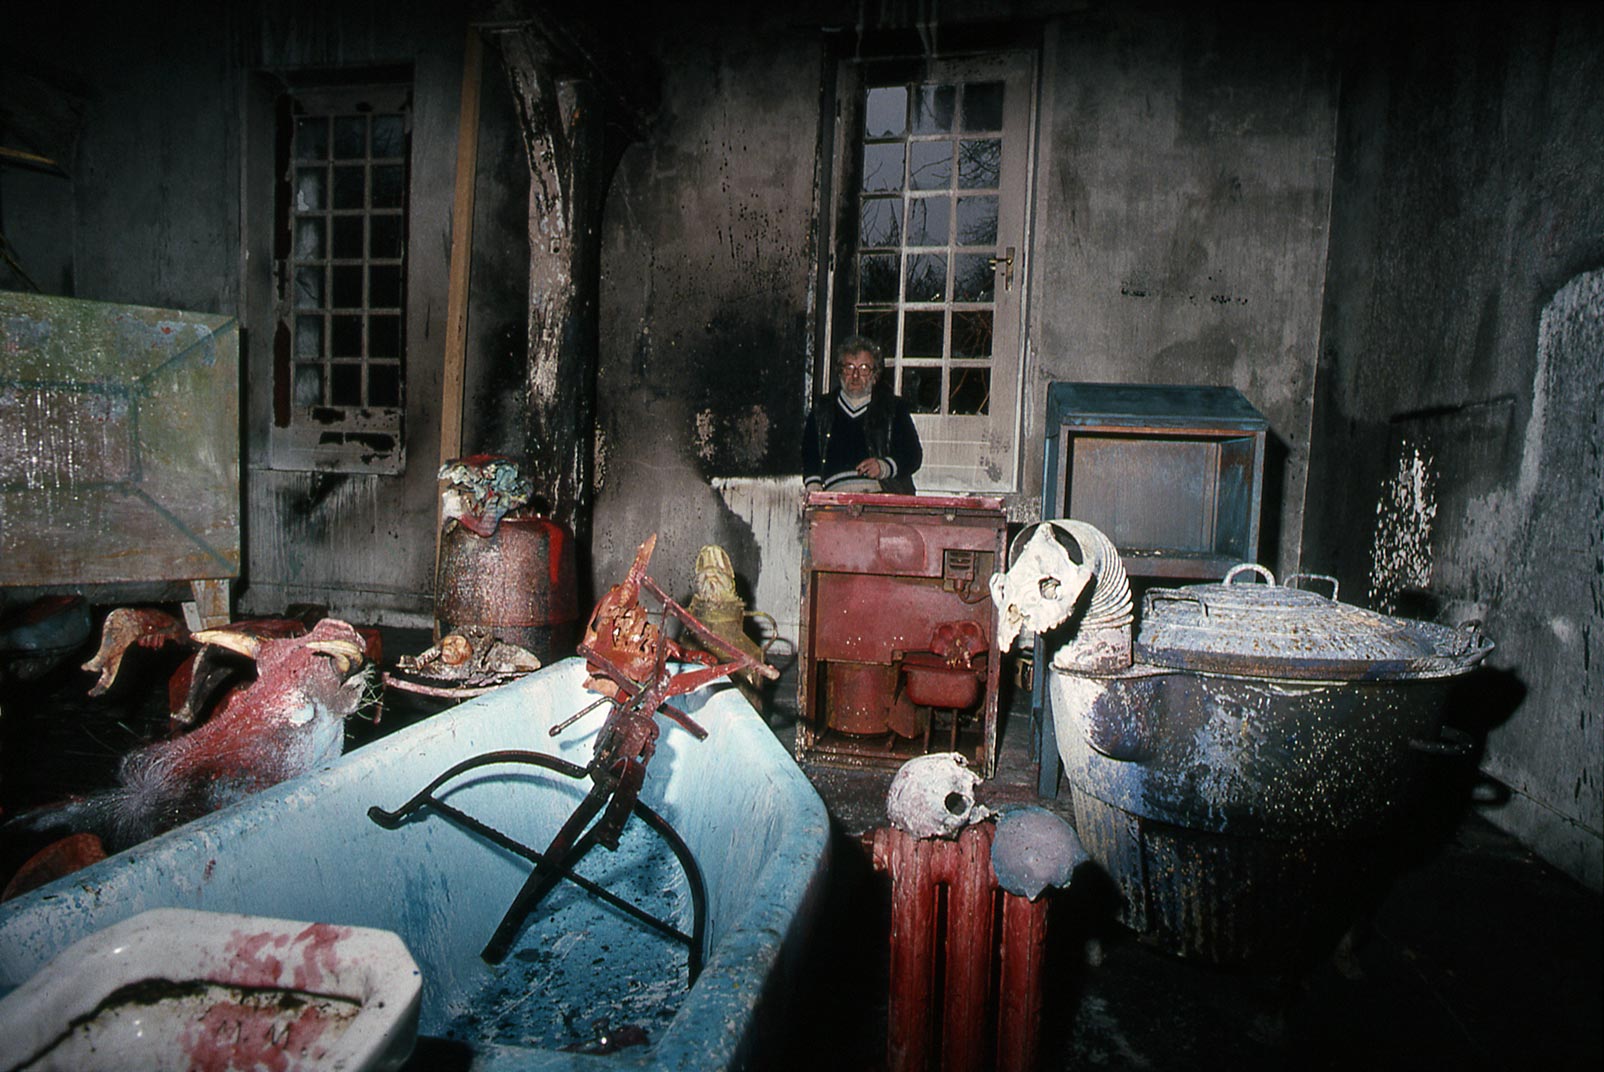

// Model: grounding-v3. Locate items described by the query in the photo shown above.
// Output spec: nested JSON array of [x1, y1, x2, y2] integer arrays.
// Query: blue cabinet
[[1032, 382, 1268, 795]]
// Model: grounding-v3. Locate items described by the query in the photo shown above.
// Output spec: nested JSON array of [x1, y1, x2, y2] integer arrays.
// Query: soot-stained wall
[[594, 10, 823, 608], [1308, 4, 1604, 886]]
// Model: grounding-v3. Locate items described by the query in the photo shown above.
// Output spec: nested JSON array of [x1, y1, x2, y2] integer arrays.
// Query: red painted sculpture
[[2, 619, 373, 883]]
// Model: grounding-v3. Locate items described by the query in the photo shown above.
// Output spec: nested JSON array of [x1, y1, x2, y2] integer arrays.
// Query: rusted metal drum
[[1051, 566, 1493, 967], [435, 514, 579, 664]]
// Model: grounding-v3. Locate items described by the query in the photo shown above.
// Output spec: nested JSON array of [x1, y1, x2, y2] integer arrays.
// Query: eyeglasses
[[839, 363, 876, 376]]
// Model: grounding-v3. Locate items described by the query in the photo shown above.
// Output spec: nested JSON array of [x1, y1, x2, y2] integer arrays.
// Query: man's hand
[[855, 457, 888, 480]]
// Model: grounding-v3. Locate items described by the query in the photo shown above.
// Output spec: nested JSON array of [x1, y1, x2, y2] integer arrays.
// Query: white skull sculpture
[[886, 753, 992, 839], [989, 522, 1095, 653]]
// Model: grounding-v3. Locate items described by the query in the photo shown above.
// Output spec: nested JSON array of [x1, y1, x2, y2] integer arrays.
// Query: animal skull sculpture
[[885, 752, 992, 839], [988, 522, 1095, 652]]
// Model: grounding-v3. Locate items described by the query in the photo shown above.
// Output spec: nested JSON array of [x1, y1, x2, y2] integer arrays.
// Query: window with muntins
[[272, 81, 410, 472]]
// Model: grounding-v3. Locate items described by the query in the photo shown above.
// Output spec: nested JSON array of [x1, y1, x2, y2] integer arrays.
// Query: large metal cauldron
[[1051, 565, 1492, 967]]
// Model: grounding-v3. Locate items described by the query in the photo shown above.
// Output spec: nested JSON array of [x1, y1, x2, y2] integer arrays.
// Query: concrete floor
[[760, 662, 1602, 1071], [2, 623, 1599, 1070]]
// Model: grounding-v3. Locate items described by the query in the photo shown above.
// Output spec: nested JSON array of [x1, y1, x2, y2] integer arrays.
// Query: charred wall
[[1308, 3, 1604, 886]]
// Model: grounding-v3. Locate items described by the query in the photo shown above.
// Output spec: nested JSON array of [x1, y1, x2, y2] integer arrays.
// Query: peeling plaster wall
[[1308, 5, 1604, 887]]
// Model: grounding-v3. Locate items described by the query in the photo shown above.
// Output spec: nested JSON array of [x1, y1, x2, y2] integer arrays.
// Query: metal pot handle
[[1409, 725, 1474, 758], [1224, 563, 1276, 586], [1285, 573, 1340, 601]]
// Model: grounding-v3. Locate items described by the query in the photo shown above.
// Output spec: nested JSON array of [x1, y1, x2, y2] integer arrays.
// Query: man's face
[[838, 351, 878, 392]]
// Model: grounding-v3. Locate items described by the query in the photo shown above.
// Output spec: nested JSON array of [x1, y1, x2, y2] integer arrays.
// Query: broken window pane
[[864, 86, 907, 138]]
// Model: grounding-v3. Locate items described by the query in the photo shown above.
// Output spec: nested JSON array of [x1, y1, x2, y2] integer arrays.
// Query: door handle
[[988, 246, 1016, 292]]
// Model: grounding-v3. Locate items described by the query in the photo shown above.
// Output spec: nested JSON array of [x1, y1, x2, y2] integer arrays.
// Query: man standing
[[803, 336, 923, 495]]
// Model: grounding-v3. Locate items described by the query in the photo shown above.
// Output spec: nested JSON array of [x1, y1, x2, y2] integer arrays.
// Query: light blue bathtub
[[0, 658, 830, 1069]]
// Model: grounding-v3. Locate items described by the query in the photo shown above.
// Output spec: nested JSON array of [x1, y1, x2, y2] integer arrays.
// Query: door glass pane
[[842, 56, 1028, 483], [904, 311, 944, 357], [953, 310, 993, 358], [955, 196, 998, 245], [906, 196, 949, 247], [902, 366, 942, 412], [857, 310, 898, 358], [952, 254, 994, 302], [949, 367, 990, 415], [958, 139, 1001, 189]]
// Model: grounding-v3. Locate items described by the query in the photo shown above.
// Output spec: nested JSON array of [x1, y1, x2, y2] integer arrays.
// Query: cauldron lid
[[1134, 565, 1493, 680]]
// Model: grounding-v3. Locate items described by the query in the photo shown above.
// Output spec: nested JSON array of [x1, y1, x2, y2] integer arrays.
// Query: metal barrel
[[435, 514, 579, 664]]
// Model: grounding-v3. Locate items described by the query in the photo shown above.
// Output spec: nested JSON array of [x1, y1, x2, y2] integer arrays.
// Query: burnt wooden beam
[[490, 17, 620, 546]]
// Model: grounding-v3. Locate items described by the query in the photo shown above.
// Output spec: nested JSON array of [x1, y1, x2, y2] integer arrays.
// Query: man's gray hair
[[835, 335, 885, 375]]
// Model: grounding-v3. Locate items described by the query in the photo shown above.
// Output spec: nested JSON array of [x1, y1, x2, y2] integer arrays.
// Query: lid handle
[[1223, 563, 1276, 587], [1143, 588, 1209, 620], [1285, 572, 1340, 602]]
